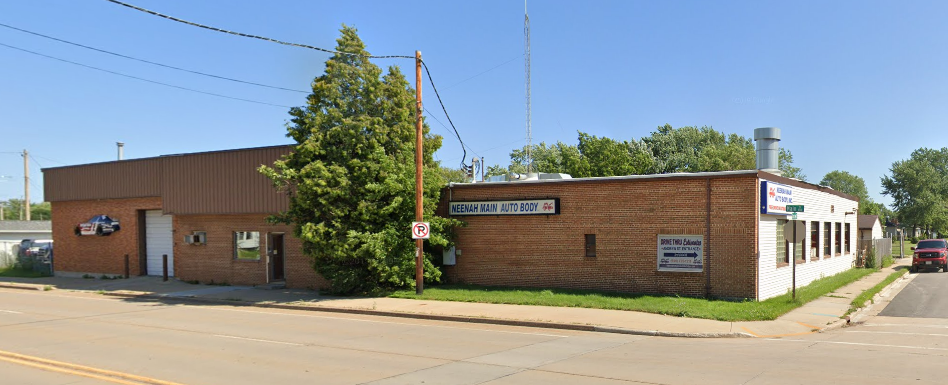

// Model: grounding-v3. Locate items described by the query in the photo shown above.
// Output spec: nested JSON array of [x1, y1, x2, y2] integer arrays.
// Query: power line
[[424, 107, 479, 158], [419, 61, 467, 169], [27, 155, 44, 169], [0, 22, 308, 93], [104, 0, 469, 168], [30, 155, 66, 166], [104, 0, 413, 60], [0, 42, 292, 108], [444, 54, 523, 91]]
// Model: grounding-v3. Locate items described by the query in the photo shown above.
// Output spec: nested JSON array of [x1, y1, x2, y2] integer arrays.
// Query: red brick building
[[45, 145, 857, 300], [441, 171, 859, 300]]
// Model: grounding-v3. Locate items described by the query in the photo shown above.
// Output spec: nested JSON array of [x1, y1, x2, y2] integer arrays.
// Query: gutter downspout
[[706, 178, 712, 298]]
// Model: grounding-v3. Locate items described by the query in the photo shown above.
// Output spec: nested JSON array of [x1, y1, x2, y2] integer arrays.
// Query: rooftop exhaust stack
[[117, 142, 125, 161], [753, 127, 781, 175]]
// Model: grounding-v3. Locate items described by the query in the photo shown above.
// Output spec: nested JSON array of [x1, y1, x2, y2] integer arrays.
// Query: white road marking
[[767, 338, 948, 351], [860, 323, 948, 329], [0, 310, 23, 314], [212, 334, 305, 346], [846, 330, 948, 337], [0, 288, 571, 338]]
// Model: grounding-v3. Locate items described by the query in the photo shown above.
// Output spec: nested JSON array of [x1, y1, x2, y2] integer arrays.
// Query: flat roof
[[40, 144, 294, 172], [449, 170, 859, 201]]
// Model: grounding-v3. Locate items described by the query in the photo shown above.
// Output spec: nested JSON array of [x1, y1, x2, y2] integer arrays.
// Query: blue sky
[[2, 0, 947, 207]]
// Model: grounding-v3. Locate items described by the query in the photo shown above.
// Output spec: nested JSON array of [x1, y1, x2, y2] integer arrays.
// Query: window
[[845, 223, 851, 254], [824, 222, 831, 257], [585, 234, 596, 257], [835, 223, 842, 255], [234, 231, 261, 260], [777, 219, 788, 266], [810, 221, 820, 261]]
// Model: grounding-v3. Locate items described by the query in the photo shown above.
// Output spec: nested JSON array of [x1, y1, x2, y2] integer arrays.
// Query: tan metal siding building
[[44, 158, 161, 202]]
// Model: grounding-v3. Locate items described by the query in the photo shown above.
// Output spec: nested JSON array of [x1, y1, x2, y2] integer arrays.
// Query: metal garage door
[[145, 210, 174, 276]]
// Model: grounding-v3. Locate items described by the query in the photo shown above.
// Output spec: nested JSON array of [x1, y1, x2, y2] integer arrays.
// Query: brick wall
[[52, 198, 328, 290], [174, 214, 328, 289], [51, 197, 161, 276], [440, 175, 759, 299]]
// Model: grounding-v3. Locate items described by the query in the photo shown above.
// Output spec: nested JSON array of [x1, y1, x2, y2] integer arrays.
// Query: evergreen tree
[[261, 26, 459, 294]]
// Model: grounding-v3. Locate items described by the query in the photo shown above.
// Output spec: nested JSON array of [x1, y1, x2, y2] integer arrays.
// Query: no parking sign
[[411, 222, 430, 240]]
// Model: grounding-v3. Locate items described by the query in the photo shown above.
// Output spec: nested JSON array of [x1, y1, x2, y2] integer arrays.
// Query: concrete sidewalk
[[0, 258, 911, 338]]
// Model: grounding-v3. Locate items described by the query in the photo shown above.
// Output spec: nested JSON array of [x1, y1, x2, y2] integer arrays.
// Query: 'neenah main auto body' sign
[[760, 181, 794, 215], [449, 199, 559, 216]]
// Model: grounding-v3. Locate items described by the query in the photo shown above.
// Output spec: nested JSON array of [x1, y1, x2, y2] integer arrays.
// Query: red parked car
[[911, 239, 948, 273]]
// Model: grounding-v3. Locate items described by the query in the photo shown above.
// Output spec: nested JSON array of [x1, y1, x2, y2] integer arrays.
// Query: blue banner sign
[[657, 235, 704, 272], [760, 180, 795, 215], [449, 199, 559, 216]]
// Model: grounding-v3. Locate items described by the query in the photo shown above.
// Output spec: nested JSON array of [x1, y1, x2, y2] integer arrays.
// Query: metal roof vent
[[754, 127, 781, 175]]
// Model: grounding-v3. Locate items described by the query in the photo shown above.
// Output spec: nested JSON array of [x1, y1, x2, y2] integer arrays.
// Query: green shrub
[[881, 255, 894, 268], [910, 236, 919, 243], [864, 247, 877, 269]]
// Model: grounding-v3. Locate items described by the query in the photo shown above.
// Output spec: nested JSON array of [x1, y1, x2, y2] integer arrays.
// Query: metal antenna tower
[[524, 1, 532, 173]]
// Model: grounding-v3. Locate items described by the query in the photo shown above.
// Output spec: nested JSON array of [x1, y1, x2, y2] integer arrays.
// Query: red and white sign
[[411, 222, 430, 240]]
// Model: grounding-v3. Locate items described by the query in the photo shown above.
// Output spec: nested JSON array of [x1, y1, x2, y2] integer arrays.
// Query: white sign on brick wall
[[449, 199, 559, 216], [657, 234, 704, 273]]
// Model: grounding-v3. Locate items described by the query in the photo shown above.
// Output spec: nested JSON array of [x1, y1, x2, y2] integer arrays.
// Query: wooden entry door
[[268, 233, 285, 281]]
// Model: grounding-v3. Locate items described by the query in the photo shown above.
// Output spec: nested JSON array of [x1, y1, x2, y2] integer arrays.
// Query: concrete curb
[[0, 282, 46, 291], [833, 269, 911, 328], [98, 291, 754, 339]]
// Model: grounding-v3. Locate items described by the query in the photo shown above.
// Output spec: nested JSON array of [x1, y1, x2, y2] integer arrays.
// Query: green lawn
[[390, 268, 876, 322], [0, 267, 47, 278], [892, 239, 916, 257]]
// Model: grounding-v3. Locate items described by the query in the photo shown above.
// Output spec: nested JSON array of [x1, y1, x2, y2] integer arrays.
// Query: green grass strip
[[390, 268, 875, 322], [0, 267, 47, 278], [848, 269, 908, 315]]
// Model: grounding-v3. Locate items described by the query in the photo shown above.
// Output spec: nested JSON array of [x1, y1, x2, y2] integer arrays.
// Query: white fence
[[0, 241, 18, 268]]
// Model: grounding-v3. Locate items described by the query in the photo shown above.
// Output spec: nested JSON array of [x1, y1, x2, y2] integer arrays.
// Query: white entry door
[[145, 210, 174, 276]]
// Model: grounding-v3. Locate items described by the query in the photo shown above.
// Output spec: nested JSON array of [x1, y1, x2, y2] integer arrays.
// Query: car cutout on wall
[[75, 215, 121, 236]]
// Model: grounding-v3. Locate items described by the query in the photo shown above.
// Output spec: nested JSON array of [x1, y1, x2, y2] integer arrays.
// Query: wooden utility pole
[[23, 149, 30, 221], [414, 50, 424, 295]]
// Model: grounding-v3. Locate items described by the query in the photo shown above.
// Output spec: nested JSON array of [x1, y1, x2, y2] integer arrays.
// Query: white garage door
[[145, 210, 174, 276]]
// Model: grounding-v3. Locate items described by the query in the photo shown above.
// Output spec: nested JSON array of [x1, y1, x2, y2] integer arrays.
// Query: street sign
[[411, 222, 431, 240], [791, 212, 797, 220], [786, 205, 805, 213], [783, 220, 805, 242]]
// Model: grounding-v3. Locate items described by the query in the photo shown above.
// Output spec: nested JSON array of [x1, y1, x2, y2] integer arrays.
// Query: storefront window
[[777, 219, 788, 266], [810, 221, 820, 261], [835, 223, 842, 255], [845, 223, 851, 253], [234, 231, 260, 260]]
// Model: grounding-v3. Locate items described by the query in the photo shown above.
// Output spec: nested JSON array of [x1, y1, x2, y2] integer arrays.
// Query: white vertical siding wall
[[758, 180, 859, 300]]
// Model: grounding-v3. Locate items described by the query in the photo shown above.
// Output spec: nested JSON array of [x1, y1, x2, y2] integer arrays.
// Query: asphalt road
[[1, 288, 947, 385], [879, 270, 948, 318]]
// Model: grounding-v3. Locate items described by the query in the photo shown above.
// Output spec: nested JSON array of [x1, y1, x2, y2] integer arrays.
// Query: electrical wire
[[30, 155, 66, 166], [0, 22, 308, 93], [104, 0, 413, 60], [444, 54, 523, 91], [27, 155, 43, 169], [424, 107, 480, 158], [103, 0, 470, 168], [419, 61, 467, 169], [0, 42, 293, 108]]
